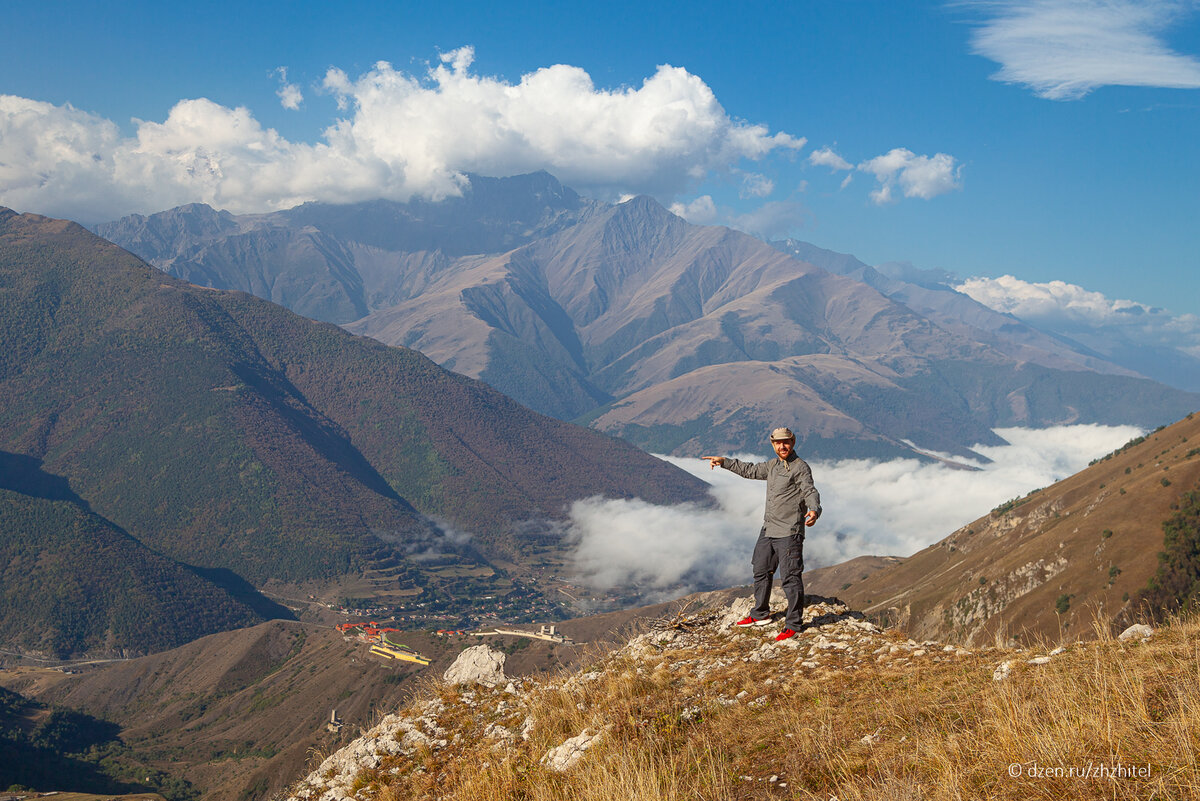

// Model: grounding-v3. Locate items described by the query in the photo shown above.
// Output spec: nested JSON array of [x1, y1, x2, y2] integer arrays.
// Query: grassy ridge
[[314, 608, 1200, 801]]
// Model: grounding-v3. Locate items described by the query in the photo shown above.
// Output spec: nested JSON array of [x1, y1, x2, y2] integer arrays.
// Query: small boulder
[[542, 729, 602, 771], [1118, 624, 1154, 642], [444, 645, 507, 687]]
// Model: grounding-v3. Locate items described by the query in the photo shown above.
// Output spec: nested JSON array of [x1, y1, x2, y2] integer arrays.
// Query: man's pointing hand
[[702, 456, 724, 470]]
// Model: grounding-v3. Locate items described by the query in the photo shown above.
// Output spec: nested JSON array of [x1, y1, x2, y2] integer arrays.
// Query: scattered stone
[[993, 660, 1014, 681], [483, 722, 515, 743], [520, 715, 536, 740]]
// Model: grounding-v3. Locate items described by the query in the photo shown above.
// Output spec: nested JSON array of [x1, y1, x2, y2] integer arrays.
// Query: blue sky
[[2, 0, 1199, 317]]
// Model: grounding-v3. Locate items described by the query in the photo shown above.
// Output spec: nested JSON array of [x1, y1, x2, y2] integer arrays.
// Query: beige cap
[[769, 427, 795, 441]]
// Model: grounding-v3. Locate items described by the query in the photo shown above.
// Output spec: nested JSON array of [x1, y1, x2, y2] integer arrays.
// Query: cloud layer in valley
[[967, 0, 1200, 99], [566, 424, 1142, 597], [0, 46, 959, 224]]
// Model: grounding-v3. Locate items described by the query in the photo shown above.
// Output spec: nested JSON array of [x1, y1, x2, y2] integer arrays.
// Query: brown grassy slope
[[2, 622, 447, 801], [803, 555, 902, 597], [836, 412, 1200, 646], [283, 597, 1200, 801]]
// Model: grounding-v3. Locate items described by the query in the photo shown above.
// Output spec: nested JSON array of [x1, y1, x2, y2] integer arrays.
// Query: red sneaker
[[775, 628, 797, 641], [734, 616, 772, 627]]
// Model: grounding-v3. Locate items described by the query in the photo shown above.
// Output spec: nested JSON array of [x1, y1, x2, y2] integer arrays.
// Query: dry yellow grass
[[300, 607, 1200, 801]]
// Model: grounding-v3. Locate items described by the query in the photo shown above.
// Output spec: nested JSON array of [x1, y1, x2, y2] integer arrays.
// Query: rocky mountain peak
[[605, 193, 686, 238]]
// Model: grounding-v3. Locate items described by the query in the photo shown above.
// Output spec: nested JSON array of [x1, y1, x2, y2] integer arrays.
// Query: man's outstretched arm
[[703, 456, 768, 479]]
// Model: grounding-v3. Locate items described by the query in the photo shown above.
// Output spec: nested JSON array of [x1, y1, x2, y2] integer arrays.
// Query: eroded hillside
[[837, 412, 1200, 645]]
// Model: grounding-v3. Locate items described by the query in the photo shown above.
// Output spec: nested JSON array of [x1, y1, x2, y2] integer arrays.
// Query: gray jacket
[[722, 452, 821, 538]]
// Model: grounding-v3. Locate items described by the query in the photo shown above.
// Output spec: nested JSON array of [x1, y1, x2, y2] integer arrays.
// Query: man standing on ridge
[[703, 427, 821, 642]]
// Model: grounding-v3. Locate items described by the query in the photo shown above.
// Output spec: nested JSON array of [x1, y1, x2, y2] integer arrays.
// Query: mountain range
[[0, 207, 708, 656], [772, 239, 1200, 394], [96, 172, 1200, 460]]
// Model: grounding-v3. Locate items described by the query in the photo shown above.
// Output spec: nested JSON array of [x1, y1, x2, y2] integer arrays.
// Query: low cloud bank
[[566, 424, 1142, 595]]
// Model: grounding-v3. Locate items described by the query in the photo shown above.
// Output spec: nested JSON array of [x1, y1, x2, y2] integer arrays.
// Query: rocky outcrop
[[1118, 623, 1154, 642], [443, 645, 507, 688]]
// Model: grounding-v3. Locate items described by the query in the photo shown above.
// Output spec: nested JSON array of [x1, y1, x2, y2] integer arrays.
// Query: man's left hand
[[805, 510, 818, 527]]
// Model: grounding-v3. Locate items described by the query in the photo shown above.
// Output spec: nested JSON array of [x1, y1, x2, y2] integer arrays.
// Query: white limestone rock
[[444, 644, 508, 687], [1118, 624, 1154, 642], [542, 728, 603, 772]]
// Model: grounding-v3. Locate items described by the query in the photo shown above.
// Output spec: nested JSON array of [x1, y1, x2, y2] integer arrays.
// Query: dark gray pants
[[751, 530, 805, 629]]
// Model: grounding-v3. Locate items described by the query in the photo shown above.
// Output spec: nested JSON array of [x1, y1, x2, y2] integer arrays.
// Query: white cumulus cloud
[[857, 147, 963, 204], [967, 0, 1200, 99], [0, 46, 804, 222], [809, 146, 853, 171], [669, 195, 719, 224], [956, 274, 1200, 357], [565, 424, 1140, 596], [957, 274, 1150, 322], [275, 67, 303, 110]]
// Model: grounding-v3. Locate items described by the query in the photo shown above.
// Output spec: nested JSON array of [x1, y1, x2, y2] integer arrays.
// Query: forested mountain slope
[[0, 207, 709, 653]]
